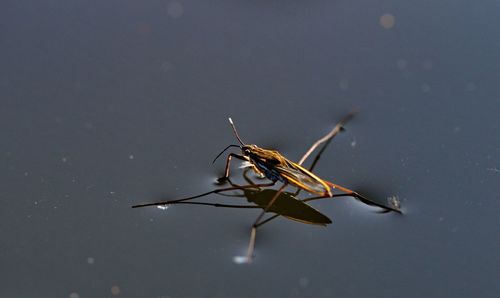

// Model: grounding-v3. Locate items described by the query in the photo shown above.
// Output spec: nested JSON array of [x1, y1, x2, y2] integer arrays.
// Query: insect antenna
[[212, 144, 241, 163], [228, 117, 245, 145]]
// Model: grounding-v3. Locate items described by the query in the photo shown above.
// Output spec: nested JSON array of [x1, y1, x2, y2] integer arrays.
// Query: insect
[[133, 113, 402, 263]]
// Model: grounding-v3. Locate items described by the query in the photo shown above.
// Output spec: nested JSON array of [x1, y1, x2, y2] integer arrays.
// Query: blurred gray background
[[1, 0, 499, 297]]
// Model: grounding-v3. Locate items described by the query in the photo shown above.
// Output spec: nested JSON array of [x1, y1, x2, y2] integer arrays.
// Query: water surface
[[1, 0, 499, 297]]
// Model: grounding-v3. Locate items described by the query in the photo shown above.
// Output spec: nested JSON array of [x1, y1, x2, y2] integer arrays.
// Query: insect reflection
[[132, 112, 402, 263]]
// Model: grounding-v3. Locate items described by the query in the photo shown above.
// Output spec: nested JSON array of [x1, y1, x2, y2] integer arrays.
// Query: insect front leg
[[217, 153, 248, 184], [131, 182, 276, 209]]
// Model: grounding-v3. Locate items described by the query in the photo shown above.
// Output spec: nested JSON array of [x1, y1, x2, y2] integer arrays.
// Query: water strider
[[132, 112, 402, 263]]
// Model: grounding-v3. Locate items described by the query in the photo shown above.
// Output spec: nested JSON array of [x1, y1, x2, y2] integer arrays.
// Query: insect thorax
[[244, 145, 287, 182]]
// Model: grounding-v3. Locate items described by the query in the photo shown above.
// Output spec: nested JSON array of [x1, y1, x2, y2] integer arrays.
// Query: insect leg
[[242, 167, 260, 186], [252, 184, 287, 225], [292, 113, 355, 197], [298, 111, 356, 165], [326, 182, 402, 213], [243, 184, 288, 262], [159, 201, 261, 209], [131, 182, 275, 208], [217, 153, 248, 183]]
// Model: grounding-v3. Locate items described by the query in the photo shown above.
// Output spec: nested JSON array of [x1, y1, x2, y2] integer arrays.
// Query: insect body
[[133, 114, 402, 263], [242, 145, 332, 196], [216, 117, 373, 219]]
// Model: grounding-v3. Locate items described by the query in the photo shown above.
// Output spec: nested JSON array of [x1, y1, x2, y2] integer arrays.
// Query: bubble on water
[[157, 205, 169, 210], [299, 277, 309, 288], [387, 196, 401, 210], [423, 60, 433, 70], [161, 61, 173, 72], [465, 82, 477, 92], [380, 13, 395, 29], [233, 256, 250, 264], [87, 257, 95, 264], [397, 59, 408, 70], [129, 154, 134, 160], [339, 79, 349, 91], [421, 83, 431, 93], [167, 1, 184, 18], [111, 286, 121, 295], [61, 157, 68, 163]]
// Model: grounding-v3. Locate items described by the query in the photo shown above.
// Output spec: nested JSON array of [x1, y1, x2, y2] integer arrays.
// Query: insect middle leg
[[244, 183, 288, 262]]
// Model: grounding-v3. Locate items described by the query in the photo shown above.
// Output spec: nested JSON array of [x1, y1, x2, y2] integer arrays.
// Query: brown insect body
[[132, 113, 401, 263], [242, 144, 333, 197]]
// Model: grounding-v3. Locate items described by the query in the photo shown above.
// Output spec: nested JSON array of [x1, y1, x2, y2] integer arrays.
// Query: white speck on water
[[110, 191, 115, 195], [339, 79, 349, 91], [465, 82, 477, 92], [438, 217, 444, 222], [350, 139, 357, 148], [157, 205, 169, 210], [422, 60, 433, 70], [397, 59, 407, 70], [421, 83, 431, 93], [61, 157, 68, 163], [87, 257, 95, 264], [160, 61, 173, 72], [299, 277, 309, 288], [167, 1, 184, 18], [487, 167, 500, 174], [69, 293, 80, 298], [129, 154, 134, 160], [24, 172, 29, 176], [233, 256, 250, 264], [387, 196, 401, 210]]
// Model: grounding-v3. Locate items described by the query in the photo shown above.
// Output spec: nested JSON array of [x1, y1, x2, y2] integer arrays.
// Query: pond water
[[1, 1, 499, 297]]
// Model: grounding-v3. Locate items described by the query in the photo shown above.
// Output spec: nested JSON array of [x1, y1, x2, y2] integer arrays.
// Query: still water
[[1, 0, 499, 297]]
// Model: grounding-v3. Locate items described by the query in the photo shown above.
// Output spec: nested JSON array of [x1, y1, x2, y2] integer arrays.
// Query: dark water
[[1, 1, 499, 297]]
